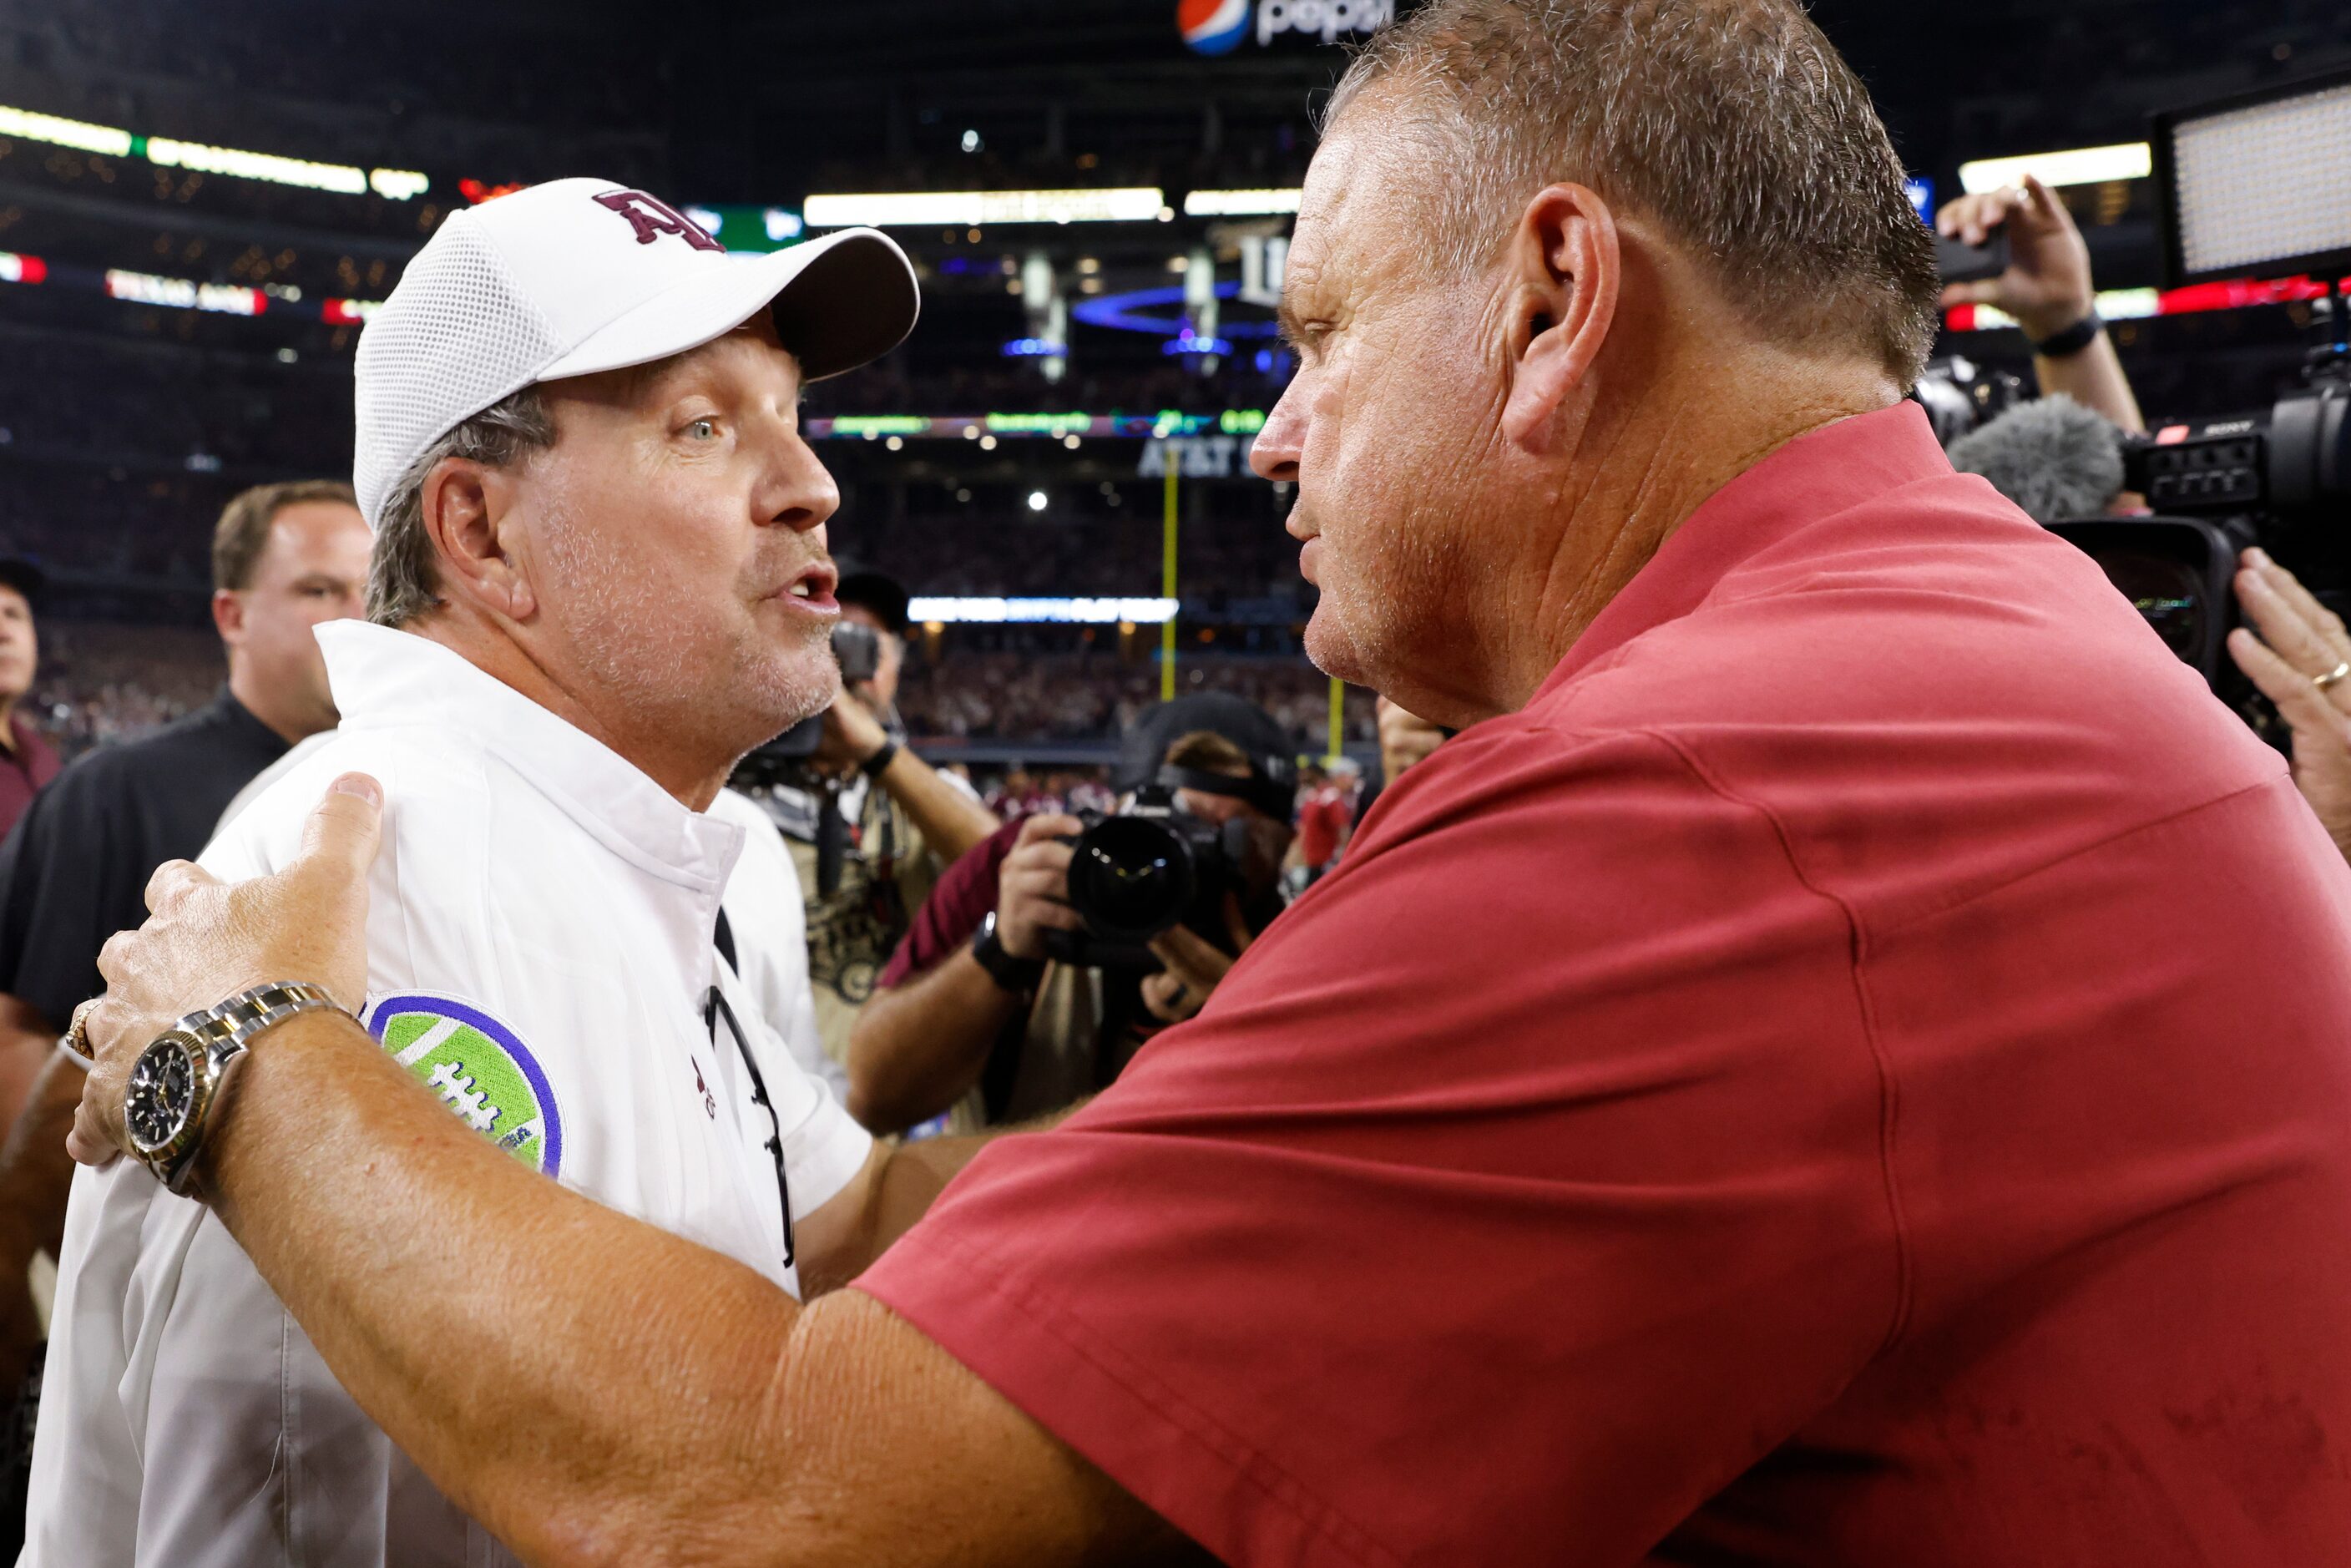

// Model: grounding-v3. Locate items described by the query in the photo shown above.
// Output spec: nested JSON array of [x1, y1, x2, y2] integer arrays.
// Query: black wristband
[[2029, 311, 2103, 359], [970, 911, 1045, 994], [859, 738, 901, 780]]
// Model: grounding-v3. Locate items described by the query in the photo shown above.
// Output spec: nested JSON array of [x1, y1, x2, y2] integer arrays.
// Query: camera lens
[[1067, 816, 1196, 940]]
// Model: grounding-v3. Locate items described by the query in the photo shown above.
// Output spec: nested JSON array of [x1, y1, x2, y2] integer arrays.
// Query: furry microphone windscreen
[[1945, 395, 2127, 524]]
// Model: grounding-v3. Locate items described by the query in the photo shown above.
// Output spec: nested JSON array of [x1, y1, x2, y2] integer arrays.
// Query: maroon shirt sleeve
[[875, 817, 1026, 990], [857, 723, 1899, 1567]]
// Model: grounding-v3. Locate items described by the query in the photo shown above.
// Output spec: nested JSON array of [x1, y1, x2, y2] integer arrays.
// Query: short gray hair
[[367, 386, 558, 626], [1327, 0, 1941, 384]]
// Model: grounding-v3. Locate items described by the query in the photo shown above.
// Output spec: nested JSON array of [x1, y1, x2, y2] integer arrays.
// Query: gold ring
[[2317, 661, 2351, 692], [62, 999, 100, 1061]]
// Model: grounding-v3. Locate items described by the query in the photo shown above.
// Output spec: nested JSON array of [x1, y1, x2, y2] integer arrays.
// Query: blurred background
[[0, 0, 2346, 777]]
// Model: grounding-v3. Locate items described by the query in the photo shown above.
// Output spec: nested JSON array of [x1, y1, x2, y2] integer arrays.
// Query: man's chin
[[1302, 608, 1371, 689], [754, 646, 842, 729]]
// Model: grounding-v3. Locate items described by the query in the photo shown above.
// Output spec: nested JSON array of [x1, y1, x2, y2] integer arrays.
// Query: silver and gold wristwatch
[[124, 981, 340, 1194]]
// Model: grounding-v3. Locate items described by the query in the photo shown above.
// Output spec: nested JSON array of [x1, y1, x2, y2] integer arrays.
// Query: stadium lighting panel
[[908, 597, 1178, 625], [804, 189, 1164, 227], [0, 101, 427, 200], [0, 104, 130, 156], [1182, 188, 1303, 217], [1956, 142, 2150, 195], [2152, 65, 2351, 287], [145, 135, 369, 195]]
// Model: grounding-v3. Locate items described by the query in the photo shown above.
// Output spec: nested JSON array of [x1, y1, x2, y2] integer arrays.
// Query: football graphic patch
[[365, 994, 564, 1178]]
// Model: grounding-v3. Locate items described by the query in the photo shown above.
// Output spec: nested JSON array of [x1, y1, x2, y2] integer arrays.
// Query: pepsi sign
[[1255, 0, 1393, 44], [1180, 0, 1250, 54], [1181, 0, 1392, 53]]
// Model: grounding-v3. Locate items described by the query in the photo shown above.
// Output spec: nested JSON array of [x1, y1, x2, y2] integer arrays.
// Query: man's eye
[[685, 417, 718, 439]]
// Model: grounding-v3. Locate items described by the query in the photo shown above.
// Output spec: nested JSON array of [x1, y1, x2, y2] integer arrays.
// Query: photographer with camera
[[846, 693, 1294, 1135], [749, 571, 998, 1079]]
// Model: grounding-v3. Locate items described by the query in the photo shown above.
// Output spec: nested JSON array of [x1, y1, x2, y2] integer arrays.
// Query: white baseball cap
[[351, 176, 918, 530]]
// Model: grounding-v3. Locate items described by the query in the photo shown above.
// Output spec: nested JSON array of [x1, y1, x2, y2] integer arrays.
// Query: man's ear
[[1500, 183, 1620, 449], [210, 587, 245, 647], [420, 458, 537, 623]]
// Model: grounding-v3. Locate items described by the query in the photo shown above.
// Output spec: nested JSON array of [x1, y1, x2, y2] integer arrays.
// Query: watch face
[[125, 1035, 200, 1153]]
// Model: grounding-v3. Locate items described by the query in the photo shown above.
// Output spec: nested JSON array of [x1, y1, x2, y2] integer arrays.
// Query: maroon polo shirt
[[859, 402, 2351, 1565], [875, 818, 1024, 992], [0, 711, 60, 841]]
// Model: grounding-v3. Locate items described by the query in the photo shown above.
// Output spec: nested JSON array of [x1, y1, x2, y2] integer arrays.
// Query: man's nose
[[1251, 386, 1305, 483], [759, 427, 841, 533]]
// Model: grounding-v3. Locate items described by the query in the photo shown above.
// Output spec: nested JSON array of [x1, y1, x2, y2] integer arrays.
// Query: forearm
[[205, 1009, 809, 1565], [802, 1097, 1086, 1296], [0, 997, 57, 1130], [2034, 333, 2145, 435], [845, 951, 1021, 1131], [797, 1133, 985, 1295], [0, 1051, 83, 1258], [876, 748, 999, 863]]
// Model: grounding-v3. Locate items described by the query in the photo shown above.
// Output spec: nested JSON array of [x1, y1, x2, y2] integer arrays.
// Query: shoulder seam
[[1610, 725, 1918, 1366], [1870, 774, 2287, 941]]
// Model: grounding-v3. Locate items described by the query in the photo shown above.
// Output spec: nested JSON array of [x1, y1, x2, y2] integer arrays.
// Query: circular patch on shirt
[[364, 993, 564, 1178]]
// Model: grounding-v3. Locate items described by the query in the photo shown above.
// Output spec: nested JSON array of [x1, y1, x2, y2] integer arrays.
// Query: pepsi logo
[[1180, 0, 1251, 55]]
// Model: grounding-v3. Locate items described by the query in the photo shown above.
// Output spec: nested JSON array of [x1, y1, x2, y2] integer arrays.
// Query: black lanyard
[[706, 911, 794, 1268]]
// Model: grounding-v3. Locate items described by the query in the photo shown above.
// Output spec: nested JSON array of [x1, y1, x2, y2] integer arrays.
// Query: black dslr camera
[[1044, 784, 1251, 970]]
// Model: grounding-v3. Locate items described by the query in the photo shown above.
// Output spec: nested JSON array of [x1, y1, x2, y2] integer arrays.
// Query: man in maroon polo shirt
[[0, 559, 58, 839], [63, 2, 2351, 1563]]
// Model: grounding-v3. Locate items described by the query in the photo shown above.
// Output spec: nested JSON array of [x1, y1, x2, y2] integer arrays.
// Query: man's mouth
[[776, 564, 840, 613]]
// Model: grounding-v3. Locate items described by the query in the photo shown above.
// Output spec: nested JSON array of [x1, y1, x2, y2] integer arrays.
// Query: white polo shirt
[[24, 620, 873, 1568]]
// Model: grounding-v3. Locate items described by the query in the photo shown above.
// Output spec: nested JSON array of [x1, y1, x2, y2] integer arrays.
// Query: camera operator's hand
[[995, 814, 1085, 961], [2229, 549, 2351, 862], [1934, 174, 2093, 343], [1141, 894, 1256, 1025], [1934, 173, 2146, 436]]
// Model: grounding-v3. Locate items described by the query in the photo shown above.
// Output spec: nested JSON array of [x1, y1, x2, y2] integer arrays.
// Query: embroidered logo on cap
[[366, 993, 566, 1177], [592, 190, 724, 253]]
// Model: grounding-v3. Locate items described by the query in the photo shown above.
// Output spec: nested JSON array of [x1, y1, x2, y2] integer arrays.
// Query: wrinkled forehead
[[1288, 116, 1431, 304]]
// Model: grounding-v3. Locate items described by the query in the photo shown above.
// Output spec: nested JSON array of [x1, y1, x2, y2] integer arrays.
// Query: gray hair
[[1327, 0, 1942, 383], [367, 386, 558, 626]]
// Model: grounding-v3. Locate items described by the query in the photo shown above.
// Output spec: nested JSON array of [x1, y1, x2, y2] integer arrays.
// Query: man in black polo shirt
[[0, 480, 367, 1509]]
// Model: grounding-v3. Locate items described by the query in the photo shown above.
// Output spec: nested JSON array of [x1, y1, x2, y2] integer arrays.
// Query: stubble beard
[[537, 512, 837, 765], [1302, 502, 1464, 697]]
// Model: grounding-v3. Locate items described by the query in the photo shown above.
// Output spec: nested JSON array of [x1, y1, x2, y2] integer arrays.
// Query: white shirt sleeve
[[770, 1036, 876, 1227]]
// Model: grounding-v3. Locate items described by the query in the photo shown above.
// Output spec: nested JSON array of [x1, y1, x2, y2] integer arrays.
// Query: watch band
[[132, 981, 342, 1195], [2029, 311, 2103, 359], [209, 980, 340, 1046], [970, 911, 1045, 994], [860, 737, 902, 780]]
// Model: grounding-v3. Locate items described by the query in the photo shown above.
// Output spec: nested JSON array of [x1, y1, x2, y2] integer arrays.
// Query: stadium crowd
[[897, 649, 1372, 747]]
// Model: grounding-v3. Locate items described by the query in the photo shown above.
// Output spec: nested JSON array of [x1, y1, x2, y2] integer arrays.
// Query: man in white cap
[[23, 180, 959, 1566]]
